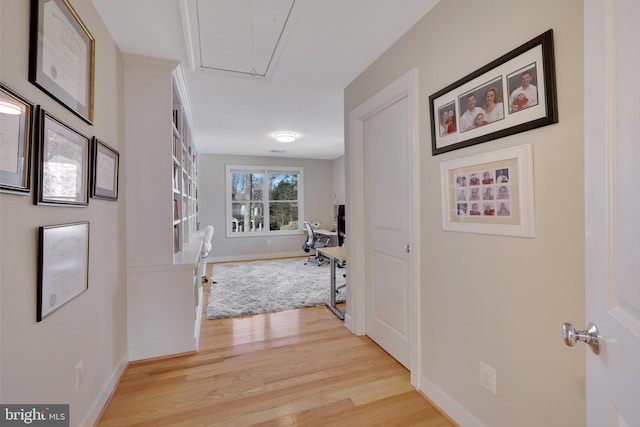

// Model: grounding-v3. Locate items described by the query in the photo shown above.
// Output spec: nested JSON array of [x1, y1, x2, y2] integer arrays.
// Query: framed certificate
[[29, 0, 95, 124], [37, 222, 90, 321], [90, 137, 119, 200], [35, 108, 90, 206], [0, 84, 34, 194]]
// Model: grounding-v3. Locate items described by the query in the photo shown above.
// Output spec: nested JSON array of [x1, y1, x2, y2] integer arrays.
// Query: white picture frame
[[440, 144, 535, 237]]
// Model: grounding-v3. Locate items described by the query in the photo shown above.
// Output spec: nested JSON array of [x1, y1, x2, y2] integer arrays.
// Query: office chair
[[302, 221, 330, 265], [201, 225, 216, 283]]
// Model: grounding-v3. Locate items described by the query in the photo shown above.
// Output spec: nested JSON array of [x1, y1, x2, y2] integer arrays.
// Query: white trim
[[420, 375, 487, 427], [81, 352, 129, 427], [346, 68, 421, 387], [225, 164, 304, 237]]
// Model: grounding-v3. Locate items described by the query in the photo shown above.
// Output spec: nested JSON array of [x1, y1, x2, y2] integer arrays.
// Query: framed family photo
[[91, 138, 119, 200], [35, 108, 90, 206], [29, 0, 95, 124], [441, 144, 535, 237], [37, 221, 89, 321], [0, 84, 34, 194], [430, 29, 557, 155]]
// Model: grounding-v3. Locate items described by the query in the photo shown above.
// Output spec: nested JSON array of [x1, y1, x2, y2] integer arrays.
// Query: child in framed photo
[[508, 65, 539, 113]]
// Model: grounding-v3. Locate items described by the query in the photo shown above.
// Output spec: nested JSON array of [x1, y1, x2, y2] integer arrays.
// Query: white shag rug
[[207, 257, 346, 319]]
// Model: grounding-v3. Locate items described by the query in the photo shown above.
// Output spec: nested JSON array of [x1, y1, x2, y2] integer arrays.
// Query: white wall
[[345, 0, 585, 426], [332, 156, 345, 205], [0, 1, 127, 425], [198, 154, 338, 260]]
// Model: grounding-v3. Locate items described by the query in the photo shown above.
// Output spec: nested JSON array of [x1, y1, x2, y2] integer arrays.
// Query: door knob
[[561, 322, 601, 355]]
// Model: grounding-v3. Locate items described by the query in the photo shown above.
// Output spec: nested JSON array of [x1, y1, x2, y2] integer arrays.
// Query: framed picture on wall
[[29, 0, 95, 124], [35, 108, 90, 206], [90, 137, 119, 200], [430, 30, 557, 155], [37, 221, 90, 321], [441, 144, 535, 237], [0, 84, 35, 194]]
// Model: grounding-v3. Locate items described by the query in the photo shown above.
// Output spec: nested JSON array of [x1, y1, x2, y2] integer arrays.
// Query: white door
[[363, 96, 411, 368], [584, 1, 640, 425]]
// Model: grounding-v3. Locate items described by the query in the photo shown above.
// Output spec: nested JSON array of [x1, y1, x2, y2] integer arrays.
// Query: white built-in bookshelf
[[123, 53, 203, 361]]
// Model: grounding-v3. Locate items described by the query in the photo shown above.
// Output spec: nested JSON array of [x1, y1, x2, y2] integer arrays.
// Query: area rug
[[206, 257, 346, 319]]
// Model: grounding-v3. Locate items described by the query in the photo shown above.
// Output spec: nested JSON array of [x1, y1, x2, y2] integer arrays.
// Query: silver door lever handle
[[562, 322, 601, 355]]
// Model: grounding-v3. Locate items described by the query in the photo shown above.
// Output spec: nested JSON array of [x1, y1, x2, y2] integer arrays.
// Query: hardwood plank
[[97, 264, 456, 426]]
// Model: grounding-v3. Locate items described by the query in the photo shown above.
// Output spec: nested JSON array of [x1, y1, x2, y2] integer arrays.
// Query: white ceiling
[[91, 0, 439, 159]]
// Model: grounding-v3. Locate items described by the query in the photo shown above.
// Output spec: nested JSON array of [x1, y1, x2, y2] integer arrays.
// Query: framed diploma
[[35, 108, 90, 206], [0, 84, 34, 194], [90, 137, 119, 200], [37, 222, 90, 321], [29, 0, 95, 124]]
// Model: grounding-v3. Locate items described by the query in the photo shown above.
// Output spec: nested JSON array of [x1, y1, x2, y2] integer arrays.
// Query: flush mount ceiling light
[[273, 132, 297, 143], [0, 100, 22, 115]]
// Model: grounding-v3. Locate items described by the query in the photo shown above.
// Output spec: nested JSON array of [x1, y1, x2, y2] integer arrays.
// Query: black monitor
[[337, 204, 345, 246]]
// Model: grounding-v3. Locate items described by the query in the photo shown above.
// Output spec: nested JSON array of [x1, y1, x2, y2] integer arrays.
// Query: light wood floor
[[97, 264, 454, 427]]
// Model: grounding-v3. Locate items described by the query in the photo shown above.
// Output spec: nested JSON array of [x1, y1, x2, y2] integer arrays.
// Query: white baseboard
[[419, 375, 486, 427], [206, 251, 304, 263], [128, 337, 197, 362], [344, 312, 356, 334], [82, 351, 129, 427]]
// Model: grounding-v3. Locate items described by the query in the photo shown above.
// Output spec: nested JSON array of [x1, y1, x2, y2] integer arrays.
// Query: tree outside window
[[227, 166, 303, 235]]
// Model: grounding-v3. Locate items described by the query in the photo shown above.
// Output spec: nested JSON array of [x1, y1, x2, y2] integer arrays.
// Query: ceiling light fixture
[[273, 132, 297, 143], [0, 100, 22, 115]]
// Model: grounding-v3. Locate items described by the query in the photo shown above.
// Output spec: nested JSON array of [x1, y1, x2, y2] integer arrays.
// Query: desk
[[316, 228, 338, 246], [315, 246, 346, 320]]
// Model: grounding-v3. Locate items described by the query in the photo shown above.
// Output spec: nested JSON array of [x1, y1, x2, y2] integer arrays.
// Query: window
[[226, 165, 303, 236]]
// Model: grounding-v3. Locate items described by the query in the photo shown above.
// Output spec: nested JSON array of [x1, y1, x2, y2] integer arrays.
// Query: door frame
[[345, 68, 421, 386]]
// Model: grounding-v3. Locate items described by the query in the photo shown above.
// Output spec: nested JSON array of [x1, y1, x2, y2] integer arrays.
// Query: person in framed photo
[[439, 104, 457, 136], [470, 187, 480, 200], [497, 202, 511, 216], [496, 168, 509, 183], [482, 87, 504, 123], [470, 203, 481, 215], [509, 69, 538, 112], [483, 203, 495, 216], [446, 107, 456, 133], [472, 112, 488, 128], [459, 93, 485, 132], [439, 109, 450, 137], [481, 171, 494, 184], [497, 185, 510, 199], [482, 186, 494, 200]]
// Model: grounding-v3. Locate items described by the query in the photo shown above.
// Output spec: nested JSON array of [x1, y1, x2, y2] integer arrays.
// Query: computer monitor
[[337, 204, 345, 246]]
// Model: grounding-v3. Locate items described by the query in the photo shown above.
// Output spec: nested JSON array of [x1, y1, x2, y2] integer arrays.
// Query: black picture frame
[[90, 137, 119, 200], [29, 0, 95, 124], [430, 29, 558, 155], [37, 221, 89, 321], [35, 107, 90, 206], [0, 83, 35, 194]]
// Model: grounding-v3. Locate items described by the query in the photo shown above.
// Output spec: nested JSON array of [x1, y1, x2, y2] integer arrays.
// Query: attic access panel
[[196, 0, 295, 77]]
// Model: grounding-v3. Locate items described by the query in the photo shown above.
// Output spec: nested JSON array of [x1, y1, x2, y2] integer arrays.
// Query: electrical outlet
[[266, 239, 272, 246], [480, 361, 496, 394], [75, 359, 84, 390]]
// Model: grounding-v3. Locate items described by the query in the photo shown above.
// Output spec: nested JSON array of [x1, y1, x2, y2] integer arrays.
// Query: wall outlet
[[266, 239, 272, 246], [75, 359, 84, 390], [480, 361, 496, 394]]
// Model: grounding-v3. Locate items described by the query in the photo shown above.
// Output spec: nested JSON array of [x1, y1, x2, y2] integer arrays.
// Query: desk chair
[[302, 221, 330, 265]]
